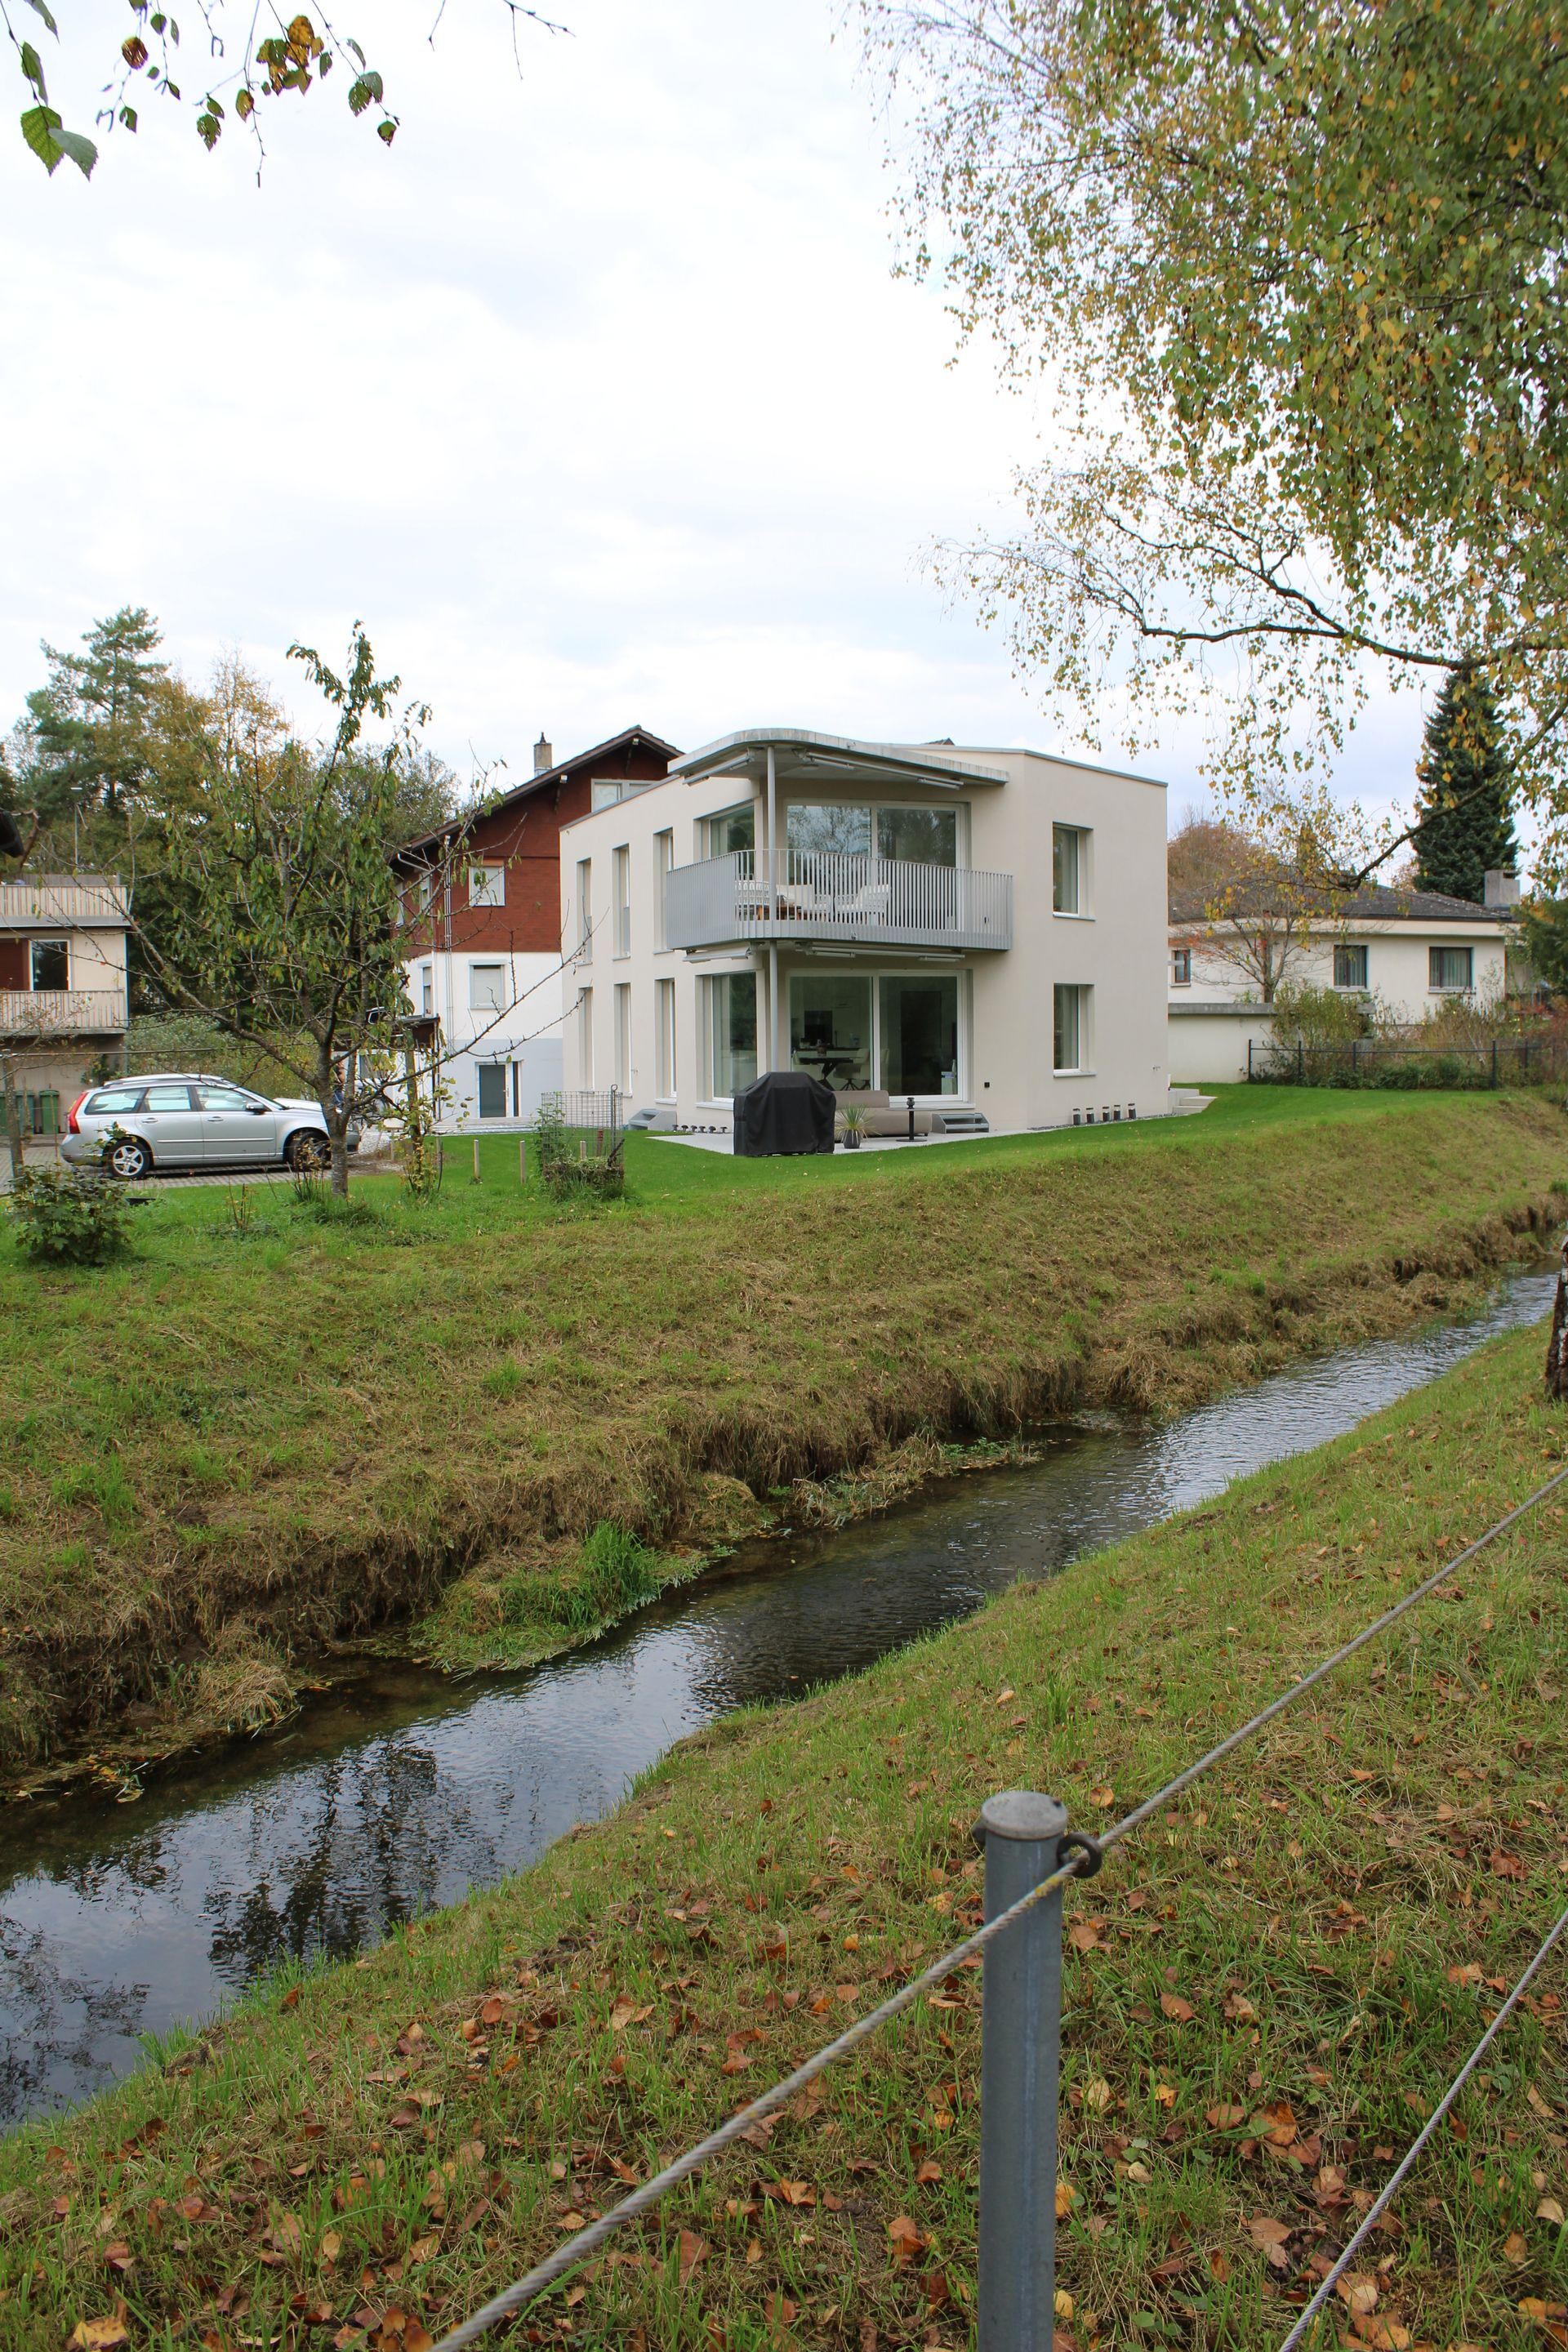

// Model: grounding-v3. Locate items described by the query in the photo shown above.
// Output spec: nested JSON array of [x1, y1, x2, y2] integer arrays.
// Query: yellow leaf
[[1055, 2180, 1078, 2219], [1055, 2290, 1075, 2320], [70, 2326, 127, 2352]]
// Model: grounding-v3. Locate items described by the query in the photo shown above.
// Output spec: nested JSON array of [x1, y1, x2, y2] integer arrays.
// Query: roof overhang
[[670, 728, 1008, 794]]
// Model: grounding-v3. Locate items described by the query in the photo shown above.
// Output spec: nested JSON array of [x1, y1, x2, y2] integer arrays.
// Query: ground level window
[[880, 974, 958, 1095], [1053, 982, 1089, 1072], [1334, 943, 1369, 989], [477, 1063, 506, 1119], [1171, 947, 1192, 986], [656, 978, 677, 1098], [709, 972, 757, 1098], [1430, 944, 1473, 991], [790, 973, 871, 1089]]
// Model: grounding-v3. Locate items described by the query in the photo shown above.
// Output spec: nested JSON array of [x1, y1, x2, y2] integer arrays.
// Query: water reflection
[[0, 1271, 1552, 2127]]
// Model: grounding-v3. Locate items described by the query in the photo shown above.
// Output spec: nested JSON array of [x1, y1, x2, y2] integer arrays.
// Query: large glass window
[[1334, 943, 1369, 989], [1054, 983, 1089, 1072], [880, 976, 959, 1096], [709, 972, 757, 1097], [876, 807, 956, 865], [709, 804, 755, 858], [786, 804, 871, 857], [789, 974, 872, 1090], [1430, 944, 1473, 991], [1053, 826, 1085, 915]]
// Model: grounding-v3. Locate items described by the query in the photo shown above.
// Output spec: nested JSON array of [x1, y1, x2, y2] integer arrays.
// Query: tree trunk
[[330, 1124, 350, 1197], [317, 1045, 351, 1199]]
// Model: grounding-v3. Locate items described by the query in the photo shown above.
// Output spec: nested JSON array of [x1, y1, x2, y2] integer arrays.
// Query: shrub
[[7, 1166, 136, 1265]]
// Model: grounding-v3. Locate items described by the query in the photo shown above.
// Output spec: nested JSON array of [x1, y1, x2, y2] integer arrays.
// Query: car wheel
[[106, 1137, 151, 1181], [285, 1129, 331, 1172]]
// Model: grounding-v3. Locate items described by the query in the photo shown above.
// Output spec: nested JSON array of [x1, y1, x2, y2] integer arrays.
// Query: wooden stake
[[473, 1134, 481, 1183], [519, 1134, 528, 1186]]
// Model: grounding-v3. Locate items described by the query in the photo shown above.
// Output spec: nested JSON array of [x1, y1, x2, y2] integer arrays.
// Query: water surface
[[0, 1271, 1552, 2127]]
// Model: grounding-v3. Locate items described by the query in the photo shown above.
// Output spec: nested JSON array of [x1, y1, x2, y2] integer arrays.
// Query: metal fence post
[[1491, 1039, 1499, 1090], [1297, 1037, 1304, 1085], [977, 1789, 1071, 2352]]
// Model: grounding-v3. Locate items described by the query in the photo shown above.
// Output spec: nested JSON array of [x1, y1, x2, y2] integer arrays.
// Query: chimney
[[1483, 867, 1521, 910], [533, 733, 554, 776]]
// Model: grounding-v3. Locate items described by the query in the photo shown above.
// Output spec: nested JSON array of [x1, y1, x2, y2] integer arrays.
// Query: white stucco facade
[[404, 942, 565, 1126], [559, 727, 1170, 1135]]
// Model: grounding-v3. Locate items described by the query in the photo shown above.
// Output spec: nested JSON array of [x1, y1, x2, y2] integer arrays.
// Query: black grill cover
[[732, 1070, 837, 1156]]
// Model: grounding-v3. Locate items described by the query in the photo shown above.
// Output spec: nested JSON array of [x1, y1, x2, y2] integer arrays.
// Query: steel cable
[[430, 1460, 1568, 2350]]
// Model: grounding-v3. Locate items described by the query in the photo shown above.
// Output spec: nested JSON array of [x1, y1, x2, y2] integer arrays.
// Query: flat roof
[[671, 727, 1009, 791]]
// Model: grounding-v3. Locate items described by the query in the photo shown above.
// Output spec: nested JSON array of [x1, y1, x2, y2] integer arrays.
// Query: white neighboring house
[[0, 872, 131, 1135], [558, 725, 1171, 1136], [1168, 876, 1518, 1085]]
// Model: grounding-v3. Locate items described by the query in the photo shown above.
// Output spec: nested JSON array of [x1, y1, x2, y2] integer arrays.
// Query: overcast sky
[[2, 0, 1429, 835]]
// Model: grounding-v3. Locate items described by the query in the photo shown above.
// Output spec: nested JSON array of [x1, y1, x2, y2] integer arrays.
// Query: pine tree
[[1411, 670, 1519, 905], [28, 606, 170, 821]]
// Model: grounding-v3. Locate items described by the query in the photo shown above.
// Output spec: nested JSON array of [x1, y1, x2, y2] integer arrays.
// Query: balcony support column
[[768, 943, 780, 1074]]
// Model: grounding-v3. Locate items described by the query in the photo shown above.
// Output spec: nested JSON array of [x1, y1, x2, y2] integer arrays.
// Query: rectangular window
[[708, 804, 755, 859], [30, 938, 68, 991], [614, 982, 631, 1092], [470, 962, 506, 1012], [1430, 944, 1473, 991], [576, 858, 592, 960], [578, 987, 594, 1086], [1053, 983, 1089, 1073], [708, 972, 757, 1098], [656, 977, 676, 1098], [477, 1063, 506, 1119], [468, 863, 505, 908], [786, 803, 871, 858], [1053, 826, 1085, 915], [1171, 947, 1192, 987], [789, 973, 873, 1091], [880, 974, 960, 1096], [420, 964, 434, 1015], [875, 807, 958, 866], [613, 845, 631, 958], [417, 871, 434, 912], [1334, 943, 1369, 989], [654, 830, 674, 951], [591, 780, 625, 813]]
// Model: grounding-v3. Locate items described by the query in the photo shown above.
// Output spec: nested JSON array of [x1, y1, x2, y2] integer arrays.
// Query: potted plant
[[840, 1101, 865, 1150]]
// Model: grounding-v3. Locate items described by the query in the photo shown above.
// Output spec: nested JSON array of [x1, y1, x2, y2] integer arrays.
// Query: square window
[[30, 938, 68, 991], [1430, 944, 1473, 991], [468, 864, 505, 908]]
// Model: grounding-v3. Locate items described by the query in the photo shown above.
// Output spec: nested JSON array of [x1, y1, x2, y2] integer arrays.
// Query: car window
[[198, 1087, 257, 1111], [144, 1085, 194, 1111], [86, 1089, 142, 1116]]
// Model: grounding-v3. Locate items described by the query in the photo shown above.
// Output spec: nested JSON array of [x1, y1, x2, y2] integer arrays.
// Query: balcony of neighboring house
[[664, 848, 1013, 954], [0, 875, 129, 929], [0, 987, 129, 1040]]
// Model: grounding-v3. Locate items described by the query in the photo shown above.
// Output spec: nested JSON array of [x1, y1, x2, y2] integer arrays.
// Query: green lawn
[[1, 1085, 1564, 1775], [2, 1321, 1564, 2351]]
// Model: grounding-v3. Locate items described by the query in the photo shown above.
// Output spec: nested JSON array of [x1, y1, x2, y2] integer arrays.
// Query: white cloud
[[0, 0, 1431, 827]]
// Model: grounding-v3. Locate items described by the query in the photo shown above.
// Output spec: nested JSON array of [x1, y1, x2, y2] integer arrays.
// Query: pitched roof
[[394, 724, 683, 861], [1169, 878, 1511, 927]]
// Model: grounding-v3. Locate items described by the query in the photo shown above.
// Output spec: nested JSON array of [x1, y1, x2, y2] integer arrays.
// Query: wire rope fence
[[431, 1463, 1568, 2352]]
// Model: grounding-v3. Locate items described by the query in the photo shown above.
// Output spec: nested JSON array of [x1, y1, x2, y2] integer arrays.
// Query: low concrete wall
[[1167, 1003, 1276, 1085]]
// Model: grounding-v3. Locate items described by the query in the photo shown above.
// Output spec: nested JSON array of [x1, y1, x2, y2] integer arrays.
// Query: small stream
[[1, 1269, 1555, 2130]]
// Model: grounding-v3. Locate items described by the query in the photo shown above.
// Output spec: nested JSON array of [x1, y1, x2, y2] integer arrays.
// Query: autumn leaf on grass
[[1089, 1784, 1116, 1811], [677, 2230, 707, 2287], [1356, 2318, 1411, 2350], [1160, 1991, 1196, 2022], [1068, 1921, 1107, 1953], [888, 2215, 926, 2268], [1056, 2181, 1078, 2220], [1538, 2195, 1566, 2226], [721, 2028, 765, 2074], [70, 2324, 127, 2352], [770, 2180, 816, 2207], [1334, 2273, 1379, 2315], [1081, 2077, 1113, 2114], [1206, 2104, 1247, 2131], [608, 1997, 653, 2033], [1505, 2231, 1530, 2264], [1246, 2216, 1293, 2272], [1490, 1849, 1528, 1882]]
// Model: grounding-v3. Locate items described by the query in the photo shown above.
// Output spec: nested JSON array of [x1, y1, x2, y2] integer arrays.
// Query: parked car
[[60, 1074, 354, 1179]]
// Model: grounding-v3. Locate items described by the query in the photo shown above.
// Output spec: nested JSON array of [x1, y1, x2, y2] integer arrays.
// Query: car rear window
[[86, 1089, 142, 1115]]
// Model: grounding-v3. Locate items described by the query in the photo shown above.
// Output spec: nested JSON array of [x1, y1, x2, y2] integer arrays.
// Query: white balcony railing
[[0, 988, 129, 1039], [664, 849, 1013, 954], [0, 876, 130, 929]]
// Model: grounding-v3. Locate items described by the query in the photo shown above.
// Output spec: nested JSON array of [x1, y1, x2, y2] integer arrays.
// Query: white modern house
[[559, 726, 1170, 1136], [1168, 877, 1518, 1084], [0, 872, 131, 1133]]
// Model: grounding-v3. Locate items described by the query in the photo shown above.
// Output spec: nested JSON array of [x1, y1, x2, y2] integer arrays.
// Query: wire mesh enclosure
[[534, 1089, 627, 1198]]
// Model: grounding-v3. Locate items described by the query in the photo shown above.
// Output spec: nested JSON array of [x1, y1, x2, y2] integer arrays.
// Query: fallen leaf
[[1068, 1922, 1106, 1953], [1089, 1784, 1116, 1811], [1538, 2196, 1566, 2227], [1206, 2104, 1247, 2130], [1247, 2216, 1292, 2273], [915, 2160, 942, 2185], [1356, 2319, 1410, 2350], [1153, 2083, 1177, 2108], [1125, 2160, 1152, 2185], [320, 2230, 342, 2264], [608, 1998, 653, 2033], [404, 2326, 434, 2352], [1505, 2232, 1530, 2264], [1160, 1991, 1196, 2022], [1082, 2078, 1113, 2114], [70, 2324, 127, 2351], [1055, 2181, 1078, 2219], [559, 2210, 586, 2230], [1335, 2274, 1379, 2316], [773, 2180, 816, 2207], [1055, 2290, 1075, 2321], [888, 2215, 926, 2267], [1209, 2250, 1231, 2283], [677, 2230, 708, 2287]]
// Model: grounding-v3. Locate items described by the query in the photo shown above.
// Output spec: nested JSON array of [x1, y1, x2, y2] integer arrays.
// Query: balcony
[[0, 876, 129, 929], [664, 849, 1013, 955], [0, 989, 129, 1040]]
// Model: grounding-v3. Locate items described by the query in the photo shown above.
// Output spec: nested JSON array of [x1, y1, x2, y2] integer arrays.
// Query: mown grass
[[0, 1087, 1565, 1774], [2, 1325, 1565, 2351]]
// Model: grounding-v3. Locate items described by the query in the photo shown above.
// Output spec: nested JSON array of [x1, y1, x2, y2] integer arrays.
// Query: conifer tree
[[1411, 670, 1519, 905]]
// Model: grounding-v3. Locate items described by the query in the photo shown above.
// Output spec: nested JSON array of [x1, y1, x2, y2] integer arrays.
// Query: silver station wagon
[[60, 1073, 338, 1179]]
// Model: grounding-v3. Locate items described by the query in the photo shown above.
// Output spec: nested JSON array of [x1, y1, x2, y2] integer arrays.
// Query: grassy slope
[[0, 1087, 1564, 1771], [2, 1325, 1566, 2350]]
